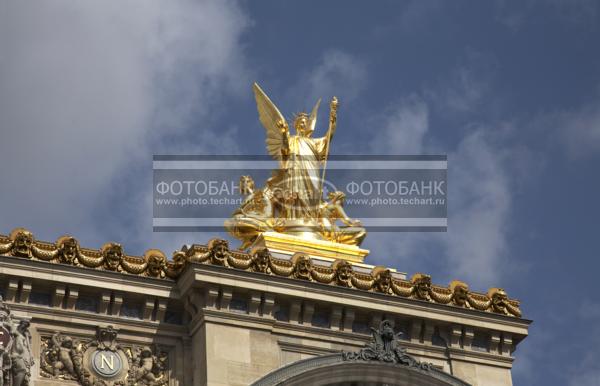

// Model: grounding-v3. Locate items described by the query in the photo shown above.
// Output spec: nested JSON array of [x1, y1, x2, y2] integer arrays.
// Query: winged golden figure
[[225, 83, 366, 249], [253, 82, 337, 219]]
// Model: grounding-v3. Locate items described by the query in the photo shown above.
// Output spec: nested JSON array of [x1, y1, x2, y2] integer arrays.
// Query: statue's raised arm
[[253, 82, 289, 160]]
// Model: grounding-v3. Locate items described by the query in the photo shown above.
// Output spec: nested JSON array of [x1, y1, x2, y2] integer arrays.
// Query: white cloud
[[0, 1, 250, 250], [245, 45, 518, 288], [568, 347, 600, 386], [568, 300, 600, 385], [370, 96, 428, 154], [555, 100, 600, 158], [364, 96, 514, 287], [494, 0, 598, 32], [368, 130, 513, 288], [569, 370, 600, 386], [579, 299, 600, 320], [441, 130, 511, 284], [425, 49, 496, 116], [292, 50, 367, 107], [436, 67, 488, 113]]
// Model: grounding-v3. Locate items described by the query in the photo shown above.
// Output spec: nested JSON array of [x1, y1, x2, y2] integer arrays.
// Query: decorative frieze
[[302, 302, 315, 325], [501, 333, 513, 357], [342, 308, 355, 332], [53, 285, 66, 308], [99, 291, 111, 315], [449, 325, 462, 348], [19, 280, 31, 304], [112, 293, 124, 316], [262, 293, 275, 318], [0, 228, 523, 318], [183, 242, 523, 318], [248, 291, 262, 315], [6, 279, 19, 303], [66, 286, 79, 310], [220, 287, 233, 310], [330, 306, 343, 331], [40, 325, 170, 385], [0, 228, 184, 281], [155, 298, 168, 323]]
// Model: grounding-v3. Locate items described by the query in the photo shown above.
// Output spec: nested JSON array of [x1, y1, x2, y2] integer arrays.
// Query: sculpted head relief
[[101, 242, 123, 271], [57, 236, 79, 264], [10, 228, 34, 258]]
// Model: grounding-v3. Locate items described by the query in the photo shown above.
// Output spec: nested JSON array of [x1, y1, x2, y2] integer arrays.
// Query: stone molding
[[251, 352, 471, 386], [1, 228, 522, 318]]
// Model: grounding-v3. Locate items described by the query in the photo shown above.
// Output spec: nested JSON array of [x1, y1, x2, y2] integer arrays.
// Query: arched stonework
[[251, 353, 471, 386], [252, 320, 471, 386]]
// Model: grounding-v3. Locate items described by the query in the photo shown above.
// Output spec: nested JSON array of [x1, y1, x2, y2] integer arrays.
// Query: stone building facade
[[0, 228, 529, 386]]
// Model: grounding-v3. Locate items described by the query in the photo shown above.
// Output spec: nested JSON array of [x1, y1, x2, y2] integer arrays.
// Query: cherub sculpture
[[318, 191, 366, 246], [224, 176, 276, 250], [129, 346, 167, 385], [40, 332, 80, 380]]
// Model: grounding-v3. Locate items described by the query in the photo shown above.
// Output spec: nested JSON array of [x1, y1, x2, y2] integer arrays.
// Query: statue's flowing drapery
[[277, 135, 328, 219]]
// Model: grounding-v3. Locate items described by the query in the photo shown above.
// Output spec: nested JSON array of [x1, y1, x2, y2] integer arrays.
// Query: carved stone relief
[[40, 325, 170, 386]]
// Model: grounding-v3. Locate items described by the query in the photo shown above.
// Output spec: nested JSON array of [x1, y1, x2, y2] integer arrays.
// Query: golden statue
[[225, 83, 366, 250], [319, 191, 366, 246]]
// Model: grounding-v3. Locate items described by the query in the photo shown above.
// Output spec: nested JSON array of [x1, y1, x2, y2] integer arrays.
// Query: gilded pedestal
[[251, 231, 369, 264]]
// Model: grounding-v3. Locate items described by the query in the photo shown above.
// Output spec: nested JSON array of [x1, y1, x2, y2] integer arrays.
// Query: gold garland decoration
[[181, 239, 522, 318], [0, 228, 522, 317], [0, 228, 185, 280]]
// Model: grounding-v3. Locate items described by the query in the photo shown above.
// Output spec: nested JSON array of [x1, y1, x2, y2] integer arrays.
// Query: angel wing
[[253, 82, 287, 159], [307, 98, 321, 135]]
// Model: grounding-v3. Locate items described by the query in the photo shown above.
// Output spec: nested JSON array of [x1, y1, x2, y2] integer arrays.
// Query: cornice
[[0, 228, 525, 326]]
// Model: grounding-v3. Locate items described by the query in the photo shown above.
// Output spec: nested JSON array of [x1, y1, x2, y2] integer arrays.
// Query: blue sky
[[1, 1, 599, 385]]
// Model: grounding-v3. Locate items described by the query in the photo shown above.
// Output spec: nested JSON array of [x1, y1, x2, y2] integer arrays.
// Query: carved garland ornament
[[0, 228, 184, 280], [184, 240, 522, 318], [0, 229, 522, 317]]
